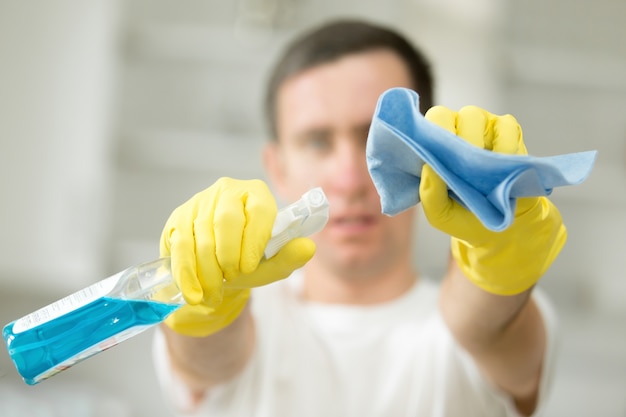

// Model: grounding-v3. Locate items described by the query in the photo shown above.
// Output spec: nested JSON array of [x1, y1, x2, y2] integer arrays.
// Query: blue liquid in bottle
[[3, 297, 180, 385]]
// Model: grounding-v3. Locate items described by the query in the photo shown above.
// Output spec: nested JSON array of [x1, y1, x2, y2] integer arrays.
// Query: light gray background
[[1, 1, 624, 416]]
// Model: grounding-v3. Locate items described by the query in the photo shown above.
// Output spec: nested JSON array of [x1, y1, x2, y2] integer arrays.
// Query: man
[[154, 19, 561, 416]]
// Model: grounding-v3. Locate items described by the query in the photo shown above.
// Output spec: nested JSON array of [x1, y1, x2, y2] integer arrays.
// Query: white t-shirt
[[153, 272, 558, 417]]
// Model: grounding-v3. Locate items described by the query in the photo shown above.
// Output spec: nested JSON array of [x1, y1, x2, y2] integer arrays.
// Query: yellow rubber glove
[[419, 105, 567, 295], [160, 177, 316, 337]]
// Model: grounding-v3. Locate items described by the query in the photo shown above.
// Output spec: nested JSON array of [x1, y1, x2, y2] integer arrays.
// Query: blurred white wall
[[0, 1, 167, 416], [0, 0, 624, 416], [0, 0, 118, 294]]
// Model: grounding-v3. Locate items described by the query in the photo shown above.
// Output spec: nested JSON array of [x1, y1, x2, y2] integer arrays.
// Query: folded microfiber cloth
[[366, 87, 598, 231]]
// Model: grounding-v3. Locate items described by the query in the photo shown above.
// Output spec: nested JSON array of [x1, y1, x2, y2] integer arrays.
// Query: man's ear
[[263, 141, 288, 198]]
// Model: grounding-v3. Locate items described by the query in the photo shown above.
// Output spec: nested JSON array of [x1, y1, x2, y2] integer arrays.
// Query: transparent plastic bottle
[[3, 187, 329, 385]]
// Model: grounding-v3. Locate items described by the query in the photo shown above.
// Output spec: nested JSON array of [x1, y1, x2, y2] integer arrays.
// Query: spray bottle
[[2, 187, 329, 385]]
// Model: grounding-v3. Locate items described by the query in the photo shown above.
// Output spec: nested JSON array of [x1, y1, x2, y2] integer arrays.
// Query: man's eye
[[303, 134, 332, 152], [309, 137, 331, 150]]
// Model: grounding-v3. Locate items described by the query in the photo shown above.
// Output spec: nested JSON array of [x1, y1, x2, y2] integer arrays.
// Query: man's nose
[[329, 140, 372, 193]]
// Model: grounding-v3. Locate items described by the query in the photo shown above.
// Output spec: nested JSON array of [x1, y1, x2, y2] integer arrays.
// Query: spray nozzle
[[264, 187, 329, 259]]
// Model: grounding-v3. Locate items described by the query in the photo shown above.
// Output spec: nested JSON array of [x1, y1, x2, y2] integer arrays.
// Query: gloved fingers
[[213, 179, 277, 280], [491, 113, 525, 155], [168, 229, 204, 305], [419, 164, 489, 241], [456, 105, 492, 149], [425, 106, 483, 147], [225, 238, 316, 289], [514, 196, 543, 218], [160, 201, 190, 258], [419, 164, 449, 229], [160, 198, 206, 305], [455, 107, 527, 156], [238, 179, 277, 273], [212, 187, 248, 281], [192, 216, 224, 307]]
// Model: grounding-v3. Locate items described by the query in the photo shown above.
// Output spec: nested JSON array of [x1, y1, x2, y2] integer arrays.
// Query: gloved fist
[[419, 106, 567, 295], [160, 177, 316, 336]]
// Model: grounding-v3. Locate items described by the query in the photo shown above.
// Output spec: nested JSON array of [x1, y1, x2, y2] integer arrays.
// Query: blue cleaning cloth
[[366, 87, 598, 231]]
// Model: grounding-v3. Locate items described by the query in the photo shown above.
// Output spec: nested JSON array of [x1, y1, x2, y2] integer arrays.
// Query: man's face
[[264, 49, 417, 279]]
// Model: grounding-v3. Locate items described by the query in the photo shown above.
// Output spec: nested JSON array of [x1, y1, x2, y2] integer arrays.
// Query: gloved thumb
[[225, 237, 316, 289]]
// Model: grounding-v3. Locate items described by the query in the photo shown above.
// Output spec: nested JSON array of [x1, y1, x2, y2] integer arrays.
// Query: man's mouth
[[331, 214, 376, 230]]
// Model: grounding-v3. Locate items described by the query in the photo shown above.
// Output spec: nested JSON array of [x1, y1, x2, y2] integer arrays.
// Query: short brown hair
[[264, 19, 434, 140]]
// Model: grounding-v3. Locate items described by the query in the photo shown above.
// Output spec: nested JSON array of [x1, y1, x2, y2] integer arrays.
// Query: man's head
[[262, 19, 434, 289], [264, 19, 434, 141]]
